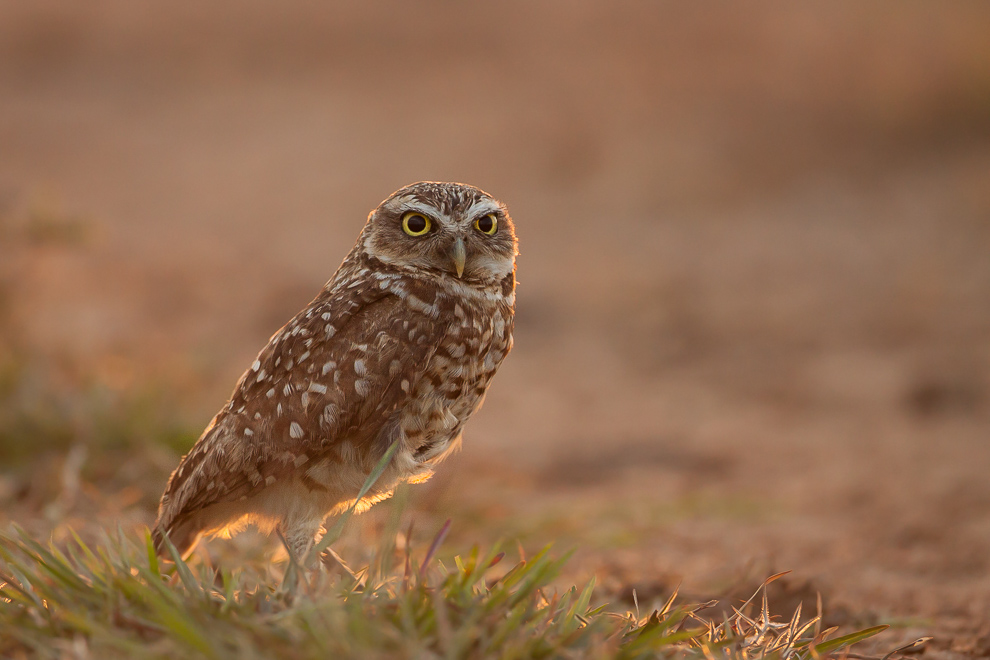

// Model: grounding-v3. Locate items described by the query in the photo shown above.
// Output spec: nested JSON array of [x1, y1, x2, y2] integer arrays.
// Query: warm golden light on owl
[[153, 182, 517, 561]]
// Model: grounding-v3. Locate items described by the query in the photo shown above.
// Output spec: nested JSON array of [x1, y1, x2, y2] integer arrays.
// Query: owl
[[152, 182, 517, 561]]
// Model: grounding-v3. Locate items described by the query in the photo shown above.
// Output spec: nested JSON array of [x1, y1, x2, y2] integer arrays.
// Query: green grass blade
[[812, 624, 889, 655], [159, 532, 205, 599], [310, 438, 401, 563]]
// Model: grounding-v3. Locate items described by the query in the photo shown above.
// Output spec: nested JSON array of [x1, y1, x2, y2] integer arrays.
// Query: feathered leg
[[280, 519, 322, 566]]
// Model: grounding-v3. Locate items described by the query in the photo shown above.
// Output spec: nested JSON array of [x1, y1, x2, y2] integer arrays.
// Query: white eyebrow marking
[[396, 202, 442, 219], [464, 199, 500, 219]]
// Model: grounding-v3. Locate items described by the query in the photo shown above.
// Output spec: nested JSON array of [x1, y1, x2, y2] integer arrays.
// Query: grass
[[1, 522, 896, 660], [0, 350, 917, 659], [0, 209, 925, 659]]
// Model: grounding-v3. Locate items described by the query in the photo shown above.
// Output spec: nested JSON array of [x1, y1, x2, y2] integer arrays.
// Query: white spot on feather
[[252, 360, 261, 372], [407, 295, 440, 318], [290, 422, 304, 439], [323, 404, 339, 428], [354, 379, 370, 397]]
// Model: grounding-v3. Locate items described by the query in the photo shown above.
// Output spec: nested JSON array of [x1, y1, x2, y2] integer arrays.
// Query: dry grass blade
[[882, 637, 935, 660], [321, 547, 360, 581], [659, 582, 681, 618], [845, 636, 935, 660], [419, 518, 451, 577]]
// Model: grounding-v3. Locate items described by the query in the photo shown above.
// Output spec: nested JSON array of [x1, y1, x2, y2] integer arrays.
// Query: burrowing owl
[[153, 182, 517, 560]]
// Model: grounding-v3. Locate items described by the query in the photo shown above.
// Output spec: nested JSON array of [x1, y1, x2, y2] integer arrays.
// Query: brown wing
[[154, 274, 444, 548]]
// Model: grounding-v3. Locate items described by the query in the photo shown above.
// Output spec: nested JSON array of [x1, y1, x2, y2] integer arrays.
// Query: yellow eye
[[474, 213, 497, 235], [401, 212, 431, 236]]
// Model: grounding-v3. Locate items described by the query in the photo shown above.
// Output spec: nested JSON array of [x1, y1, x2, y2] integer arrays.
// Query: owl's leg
[[279, 519, 321, 566]]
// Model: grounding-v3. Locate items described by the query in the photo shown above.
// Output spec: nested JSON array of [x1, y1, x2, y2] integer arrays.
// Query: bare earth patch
[[2, 2, 989, 657]]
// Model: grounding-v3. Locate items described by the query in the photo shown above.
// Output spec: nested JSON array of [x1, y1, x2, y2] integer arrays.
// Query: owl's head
[[360, 182, 517, 284]]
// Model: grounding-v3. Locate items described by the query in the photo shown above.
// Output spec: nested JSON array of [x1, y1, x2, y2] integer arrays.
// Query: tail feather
[[152, 519, 202, 560]]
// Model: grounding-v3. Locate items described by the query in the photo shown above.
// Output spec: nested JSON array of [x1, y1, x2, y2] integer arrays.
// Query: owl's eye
[[401, 212, 431, 236], [474, 214, 497, 235]]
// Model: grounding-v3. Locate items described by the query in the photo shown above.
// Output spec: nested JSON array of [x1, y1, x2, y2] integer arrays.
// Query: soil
[[2, 3, 989, 657]]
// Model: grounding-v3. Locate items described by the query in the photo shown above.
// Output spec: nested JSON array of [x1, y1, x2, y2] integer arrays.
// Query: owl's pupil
[[407, 215, 426, 233], [478, 216, 493, 233]]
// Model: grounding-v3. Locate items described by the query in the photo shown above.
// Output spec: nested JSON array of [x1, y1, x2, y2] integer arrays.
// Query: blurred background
[[2, 1, 989, 651]]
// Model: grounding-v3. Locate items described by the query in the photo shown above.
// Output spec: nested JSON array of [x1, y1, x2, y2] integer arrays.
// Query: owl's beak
[[450, 237, 467, 278]]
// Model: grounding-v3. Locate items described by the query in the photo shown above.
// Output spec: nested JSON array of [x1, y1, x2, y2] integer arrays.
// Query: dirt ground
[[2, 2, 990, 656]]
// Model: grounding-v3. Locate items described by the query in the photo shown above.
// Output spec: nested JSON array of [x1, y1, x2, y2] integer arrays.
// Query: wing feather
[[154, 275, 444, 547]]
